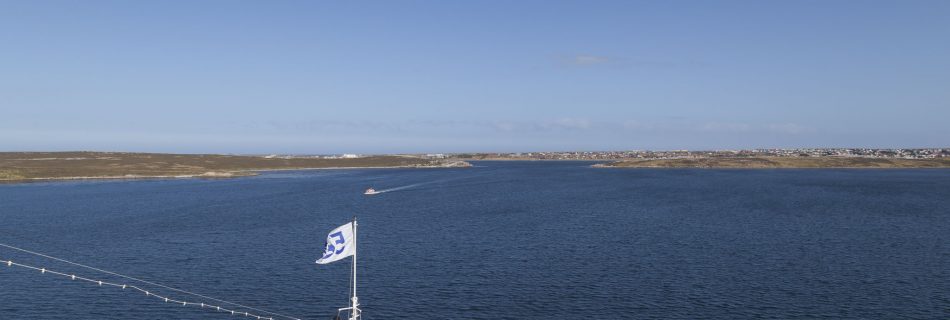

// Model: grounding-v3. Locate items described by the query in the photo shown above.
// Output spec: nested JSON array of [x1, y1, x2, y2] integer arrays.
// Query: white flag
[[316, 222, 355, 264]]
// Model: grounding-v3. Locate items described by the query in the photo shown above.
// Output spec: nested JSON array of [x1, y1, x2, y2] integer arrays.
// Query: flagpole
[[350, 217, 359, 320]]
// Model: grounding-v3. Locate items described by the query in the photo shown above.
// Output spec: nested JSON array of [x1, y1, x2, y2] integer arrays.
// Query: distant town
[[263, 148, 950, 161], [452, 148, 950, 161]]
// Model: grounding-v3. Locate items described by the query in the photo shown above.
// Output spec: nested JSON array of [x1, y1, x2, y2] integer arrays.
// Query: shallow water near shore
[[1, 161, 948, 319]]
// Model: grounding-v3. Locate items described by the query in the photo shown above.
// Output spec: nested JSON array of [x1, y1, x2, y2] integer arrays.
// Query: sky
[[1, 0, 948, 154]]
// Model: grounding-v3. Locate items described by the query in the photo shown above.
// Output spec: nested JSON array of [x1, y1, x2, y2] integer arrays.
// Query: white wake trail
[[371, 168, 495, 194], [375, 183, 427, 193]]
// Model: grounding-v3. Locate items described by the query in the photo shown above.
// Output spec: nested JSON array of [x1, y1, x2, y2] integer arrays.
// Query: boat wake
[[366, 167, 498, 195], [373, 182, 427, 194]]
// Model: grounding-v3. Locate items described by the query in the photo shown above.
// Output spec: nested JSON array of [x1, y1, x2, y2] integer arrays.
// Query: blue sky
[[2, 1, 948, 153]]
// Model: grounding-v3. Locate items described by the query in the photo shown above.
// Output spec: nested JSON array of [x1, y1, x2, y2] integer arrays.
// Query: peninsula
[[0, 152, 471, 182], [450, 148, 950, 168], [595, 156, 950, 169]]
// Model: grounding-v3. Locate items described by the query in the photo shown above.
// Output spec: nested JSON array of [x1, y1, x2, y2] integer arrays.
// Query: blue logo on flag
[[321, 231, 346, 259]]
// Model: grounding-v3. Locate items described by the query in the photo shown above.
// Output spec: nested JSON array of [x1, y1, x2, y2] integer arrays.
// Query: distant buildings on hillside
[[452, 148, 950, 160], [255, 149, 949, 161]]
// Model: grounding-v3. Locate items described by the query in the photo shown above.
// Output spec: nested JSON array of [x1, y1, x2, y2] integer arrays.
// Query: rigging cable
[[0, 242, 302, 320]]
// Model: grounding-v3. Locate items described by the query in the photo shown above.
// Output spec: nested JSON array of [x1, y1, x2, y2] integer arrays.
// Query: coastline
[[594, 157, 950, 169], [0, 152, 471, 184], [0, 164, 471, 184]]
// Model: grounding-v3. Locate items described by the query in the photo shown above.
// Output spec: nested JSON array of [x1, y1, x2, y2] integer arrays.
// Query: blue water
[[1, 161, 948, 319]]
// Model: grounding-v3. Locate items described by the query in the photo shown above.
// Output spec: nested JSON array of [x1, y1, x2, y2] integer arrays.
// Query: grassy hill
[[0, 152, 463, 182]]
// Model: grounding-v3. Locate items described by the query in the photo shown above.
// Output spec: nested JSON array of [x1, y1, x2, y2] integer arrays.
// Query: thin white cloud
[[487, 119, 593, 132], [491, 121, 518, 132], [544, 118, 591, 130], [697, 122, 815, 135], [699, 122, 752, 133], [623, 120, 656, 131], [253, 118, 814, 139], [767, 123, 812, 135], [572, 55, 609, 66]]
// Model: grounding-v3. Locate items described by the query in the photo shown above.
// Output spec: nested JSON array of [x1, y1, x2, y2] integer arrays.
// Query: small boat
[[364, 188, 379, 195]]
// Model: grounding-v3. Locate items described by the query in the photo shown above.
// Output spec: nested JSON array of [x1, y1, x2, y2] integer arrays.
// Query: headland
[[0, 152, 471, 182]]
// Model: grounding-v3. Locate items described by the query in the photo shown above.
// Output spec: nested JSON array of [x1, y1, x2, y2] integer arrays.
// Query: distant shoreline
[[455, 158, 603, 161], [595, 156, 950, 169], [0, 152, 470, 183], [1, 165, 463, 183]]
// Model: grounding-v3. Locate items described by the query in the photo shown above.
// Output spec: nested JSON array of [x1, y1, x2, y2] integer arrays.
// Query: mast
[[349, 217, 360, 320]]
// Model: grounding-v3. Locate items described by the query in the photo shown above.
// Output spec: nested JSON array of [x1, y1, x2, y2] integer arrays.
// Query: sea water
[[1, 161, 948, 319]]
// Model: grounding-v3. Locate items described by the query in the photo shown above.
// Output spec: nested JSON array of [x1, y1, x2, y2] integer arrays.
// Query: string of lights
[[0, 243, 302, 320]]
